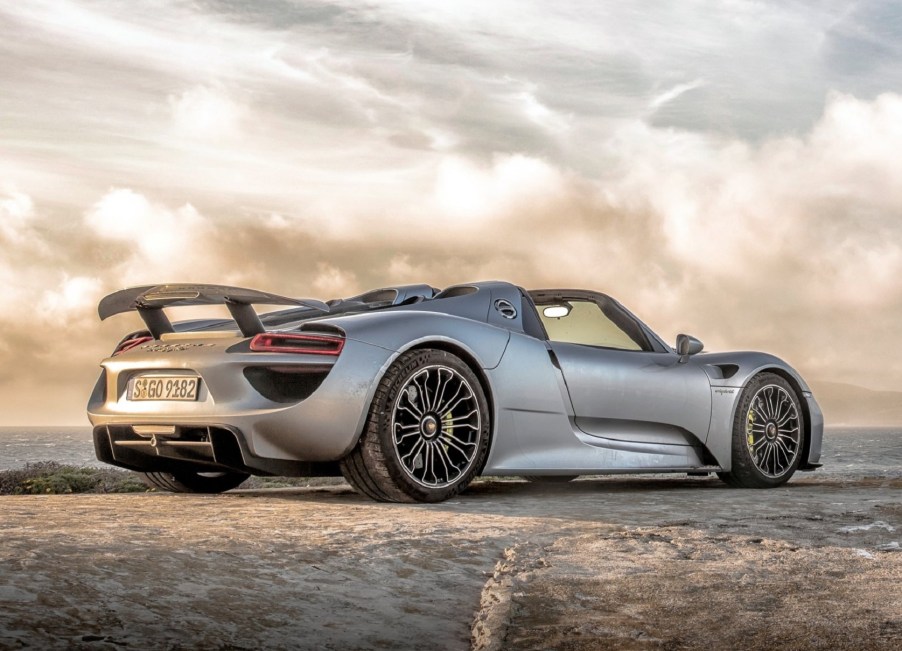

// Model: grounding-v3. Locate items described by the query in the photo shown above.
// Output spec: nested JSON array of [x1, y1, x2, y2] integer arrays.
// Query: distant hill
[[808, 381, 902, 427]]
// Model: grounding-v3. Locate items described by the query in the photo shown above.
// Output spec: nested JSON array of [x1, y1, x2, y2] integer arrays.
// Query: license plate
[[128, 376, 200, 401]]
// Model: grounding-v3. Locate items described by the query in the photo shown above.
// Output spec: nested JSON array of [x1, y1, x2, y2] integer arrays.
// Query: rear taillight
[[249, 332, 345, 355], [113, 335, 154, 356]]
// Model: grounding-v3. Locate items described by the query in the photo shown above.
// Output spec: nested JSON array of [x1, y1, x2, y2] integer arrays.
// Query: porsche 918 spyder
[[87, 281, 823, 502]]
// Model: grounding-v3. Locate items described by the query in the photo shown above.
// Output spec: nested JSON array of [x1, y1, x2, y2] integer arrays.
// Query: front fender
[[699, 352, 823, 471]]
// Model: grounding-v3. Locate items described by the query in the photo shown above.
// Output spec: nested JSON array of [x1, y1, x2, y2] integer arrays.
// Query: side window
[[539, 300, 645, 351]]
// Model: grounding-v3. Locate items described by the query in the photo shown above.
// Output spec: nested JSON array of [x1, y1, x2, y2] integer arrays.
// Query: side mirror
[[676, 334, 704, 363]]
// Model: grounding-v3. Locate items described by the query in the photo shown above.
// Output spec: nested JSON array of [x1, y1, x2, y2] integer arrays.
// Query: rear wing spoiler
[[98, 284, 330, 338]]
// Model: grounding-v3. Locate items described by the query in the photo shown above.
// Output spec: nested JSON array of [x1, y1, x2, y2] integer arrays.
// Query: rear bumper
[[93, 424, 341, 476], [87, 338, 396, 468]]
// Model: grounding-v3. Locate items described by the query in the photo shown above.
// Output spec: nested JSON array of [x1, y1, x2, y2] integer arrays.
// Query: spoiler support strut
[[137, 306, 175, 339], [226, 300, 265, 337]]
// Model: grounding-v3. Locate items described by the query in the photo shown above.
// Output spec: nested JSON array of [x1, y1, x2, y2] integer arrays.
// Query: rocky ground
[[1, 475, 899, 650]]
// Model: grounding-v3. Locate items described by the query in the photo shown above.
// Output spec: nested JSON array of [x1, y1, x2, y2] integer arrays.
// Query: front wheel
[[718, 373, 804, 488], [340, 348, 491, 503], [141, 470, 250, 493]]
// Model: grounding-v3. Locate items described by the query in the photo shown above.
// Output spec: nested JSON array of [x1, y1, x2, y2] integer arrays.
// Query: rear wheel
[[141, 470, 249, 493], [340, 348, 491, 503], [718, 373, 804, 488]]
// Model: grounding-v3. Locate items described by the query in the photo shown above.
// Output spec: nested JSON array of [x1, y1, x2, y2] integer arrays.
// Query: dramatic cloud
[[1, 1, 901, 424], [169, 86, 248, 141]]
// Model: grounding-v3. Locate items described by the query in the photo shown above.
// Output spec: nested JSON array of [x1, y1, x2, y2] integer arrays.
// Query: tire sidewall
[[143, 470, 249, 493]]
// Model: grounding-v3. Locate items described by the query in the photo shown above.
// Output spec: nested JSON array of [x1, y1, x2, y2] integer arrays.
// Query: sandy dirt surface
[[1, 475, 900, 650]]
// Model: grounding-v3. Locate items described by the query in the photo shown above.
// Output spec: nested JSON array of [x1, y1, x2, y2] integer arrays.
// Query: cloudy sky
[[1, 0, 901, 425]]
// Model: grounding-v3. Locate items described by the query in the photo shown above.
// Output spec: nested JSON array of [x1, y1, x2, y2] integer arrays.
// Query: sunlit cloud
[[312, 263, 359, 297], [82, 188, 247, 290], [169, 85, 248, 140], [37, 276, 103, 324], [649, 79, 707, 111], [434, 155, 566, 221], [517, 90, 572, 134], [0, 187, 33, 225]]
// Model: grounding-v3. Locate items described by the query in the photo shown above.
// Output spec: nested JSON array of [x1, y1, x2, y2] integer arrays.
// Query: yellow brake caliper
[[442, 411, 454, 436], [442, 411, 455, 459], [747, 404, 756, 448]]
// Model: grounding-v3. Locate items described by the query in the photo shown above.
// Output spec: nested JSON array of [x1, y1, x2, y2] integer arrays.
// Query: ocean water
[[0, 427, 99, 471], [822, 427, 902, 479], [1, 426, 900, 476]]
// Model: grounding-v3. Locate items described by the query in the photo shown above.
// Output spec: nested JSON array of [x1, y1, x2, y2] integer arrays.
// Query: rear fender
[[340, 315, 511, 457], [328, 311, 512, 369]]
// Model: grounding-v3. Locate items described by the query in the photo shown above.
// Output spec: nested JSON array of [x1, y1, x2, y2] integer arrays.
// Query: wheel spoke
[[766, 444, 777, 474], [776, 436, 796, 456], [758, 391, 769, 419], [770, 390, 782, 419], [447, 422, 479, 431], [765, 389, 777, 418], [395, 430, 421, 443], [401, 438, 425, 465], [771, 391, 782, 418], [428, 369, 446, 414], [434, 442, 453, 480], [774, 439, 791, 469], [435, 382, 464, 415], [442, 392, 473, 418], [413, 372, 431, 412], [442, 435, 476, 456], [424, 443, 435, 484], [398, 401, 422, 420], [422, 370, 436, 413], [776, 410, 796, 427], [756, 449, 768, 474], [773, 445, 783, 474], [443, 410, 477, 424], [759, 391, 770, 419], [431, 369, 451, 414], [775, 395, 790, 422]]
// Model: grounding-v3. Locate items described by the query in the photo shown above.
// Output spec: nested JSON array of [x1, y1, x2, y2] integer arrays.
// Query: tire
[[340, 348, 491, 503], [717, 373, 805, 488], [141, 470, 250, 493]]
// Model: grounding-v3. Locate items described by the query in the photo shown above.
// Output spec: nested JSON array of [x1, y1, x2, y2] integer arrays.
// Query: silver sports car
[[87, 281, 823, 502]]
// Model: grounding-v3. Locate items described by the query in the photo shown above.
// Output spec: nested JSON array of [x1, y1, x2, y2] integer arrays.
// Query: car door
[[534, 292, 712, 447]]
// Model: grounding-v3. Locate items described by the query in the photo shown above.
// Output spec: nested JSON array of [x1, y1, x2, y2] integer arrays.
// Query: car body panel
[[550, 343, 712, 446], [478, 332, 712, 474]]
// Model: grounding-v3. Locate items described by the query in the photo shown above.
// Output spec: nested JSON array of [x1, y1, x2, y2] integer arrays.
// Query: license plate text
[[129, 376, 200, 401]]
